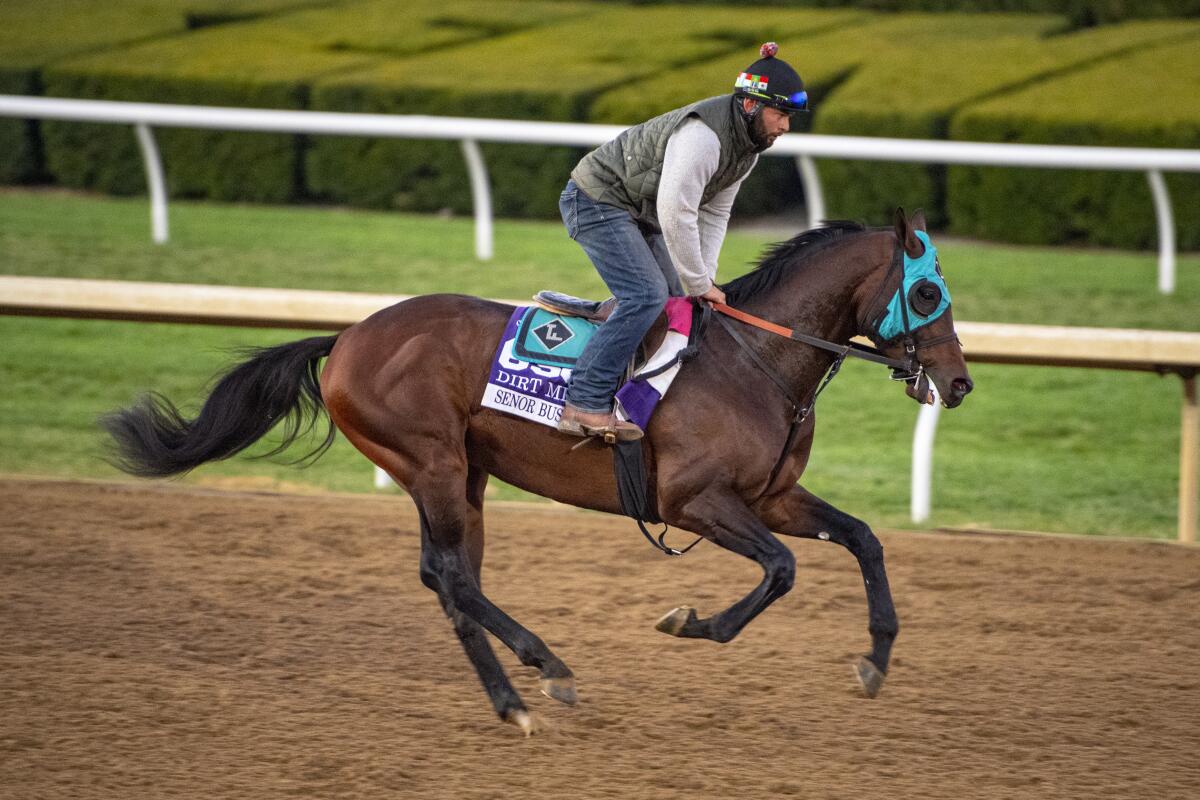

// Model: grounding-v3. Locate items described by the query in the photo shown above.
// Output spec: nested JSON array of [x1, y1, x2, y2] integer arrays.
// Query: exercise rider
[[556, 42, 809, 442]]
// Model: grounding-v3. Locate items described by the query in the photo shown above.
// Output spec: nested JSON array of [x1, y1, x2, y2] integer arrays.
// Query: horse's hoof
[[853, 656, 886, 698], [505, 709, 547, 737], [540, 676, 577, 706], [655, 606, 696, 637]]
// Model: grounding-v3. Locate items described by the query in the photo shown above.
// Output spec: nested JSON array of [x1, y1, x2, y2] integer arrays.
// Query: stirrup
[[557, 415, 643, 444]]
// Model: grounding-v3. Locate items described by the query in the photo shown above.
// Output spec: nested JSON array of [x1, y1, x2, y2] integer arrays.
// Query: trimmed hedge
[[307, 5, 844, 217], [948, 35, 1200, 250], [0, 0, 188, 183], [590, 9, 871, 217], [810, 15, 1196, 227], [629, 1, 1200, 28], [37, 0, 582, 202], [5, 1, 1200, 249], [0, 0, 342, 186]]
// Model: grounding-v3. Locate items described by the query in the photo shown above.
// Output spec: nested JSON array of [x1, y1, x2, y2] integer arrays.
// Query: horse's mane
[[722, 220, 870, 305]]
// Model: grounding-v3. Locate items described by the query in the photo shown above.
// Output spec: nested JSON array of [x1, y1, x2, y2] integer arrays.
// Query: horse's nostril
[[952, 378, 974, 396]]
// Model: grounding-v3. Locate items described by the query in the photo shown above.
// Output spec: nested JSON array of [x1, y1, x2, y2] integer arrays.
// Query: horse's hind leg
[[415, 463, 576, 722], [757, 485, 899, 698], [417, 465, 540, 733], [656, 488, 797, 644]]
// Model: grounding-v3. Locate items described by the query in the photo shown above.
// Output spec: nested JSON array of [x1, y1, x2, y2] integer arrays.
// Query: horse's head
[[858, 208, 973, 409]]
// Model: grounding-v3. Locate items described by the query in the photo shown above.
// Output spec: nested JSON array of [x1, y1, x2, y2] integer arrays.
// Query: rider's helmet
[[733, 42, 809, 114]]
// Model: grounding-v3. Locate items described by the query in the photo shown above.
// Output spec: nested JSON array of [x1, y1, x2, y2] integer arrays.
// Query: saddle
[[532, 290, 669, 369], [533, 291, 618, 323]]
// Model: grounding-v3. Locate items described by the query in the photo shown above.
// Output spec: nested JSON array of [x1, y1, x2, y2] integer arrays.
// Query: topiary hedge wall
[[4, 1, 1200, 250], [948, 35, 1200, 249], [35, 0, 563, 202], [808, 16, 1194, 228], [629, 1, 1200, 28], [307, 5, 837, 218]]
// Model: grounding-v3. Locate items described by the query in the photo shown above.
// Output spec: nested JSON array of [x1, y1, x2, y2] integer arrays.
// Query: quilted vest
[[570, 95, 759, 231]]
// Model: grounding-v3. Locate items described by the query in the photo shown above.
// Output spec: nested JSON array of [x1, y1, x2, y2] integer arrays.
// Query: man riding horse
[[557, 42, 809, 442]]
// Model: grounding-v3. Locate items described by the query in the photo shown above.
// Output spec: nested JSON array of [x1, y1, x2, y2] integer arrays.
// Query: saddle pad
[[481, 300, 694, 430], [513, 307, 597, 368], [482, 307, 574, 426]]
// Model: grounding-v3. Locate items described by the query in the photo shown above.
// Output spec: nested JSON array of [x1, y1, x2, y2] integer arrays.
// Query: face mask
[[875, 231, 951, 342]]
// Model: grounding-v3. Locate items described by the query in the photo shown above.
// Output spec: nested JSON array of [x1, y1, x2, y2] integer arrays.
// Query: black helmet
[[733, 42, 808, 114]]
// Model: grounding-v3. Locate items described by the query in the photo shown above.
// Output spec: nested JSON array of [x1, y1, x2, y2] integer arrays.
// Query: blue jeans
[[559, 179, 683, 414]]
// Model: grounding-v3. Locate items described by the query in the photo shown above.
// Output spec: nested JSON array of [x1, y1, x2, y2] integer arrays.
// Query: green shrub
[[0, 69, 42, 183], [948, 35, 1200, 250], [0, 1, 186, 184], [589, 9, 870, 218], [810, 15, 1194, 227], [0, 0, 341, 190], [37, 0, 589, 205], [629, 1, 1200, 28], [308, 4, 831, 217]]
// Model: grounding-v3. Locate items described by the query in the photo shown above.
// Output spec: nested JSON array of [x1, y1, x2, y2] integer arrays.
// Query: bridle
[[710, 241, 961, 497]]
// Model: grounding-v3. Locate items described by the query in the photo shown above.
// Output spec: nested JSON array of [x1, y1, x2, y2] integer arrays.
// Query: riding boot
[[557, 405, 644, 442]]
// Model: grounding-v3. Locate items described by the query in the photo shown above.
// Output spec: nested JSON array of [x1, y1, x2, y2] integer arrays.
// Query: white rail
[[2, 94, 1198, 291], [2, 275, 1197, 542]]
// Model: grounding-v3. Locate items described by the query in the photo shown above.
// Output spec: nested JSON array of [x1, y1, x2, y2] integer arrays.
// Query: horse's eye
[[908, 279, 942, 317]]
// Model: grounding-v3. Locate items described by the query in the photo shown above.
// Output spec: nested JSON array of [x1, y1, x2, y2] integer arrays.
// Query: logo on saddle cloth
[[481, 301, 694, 430], [514, 308, 596, 367]]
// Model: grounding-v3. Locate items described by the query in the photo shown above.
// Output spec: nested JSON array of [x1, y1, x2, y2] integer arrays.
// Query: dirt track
[[3, 478, 1199, 799]]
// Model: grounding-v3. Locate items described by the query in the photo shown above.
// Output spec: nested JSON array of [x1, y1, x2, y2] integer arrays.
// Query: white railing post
[[460, 139, 493, 261], [796, 154, 826, 231], [374, 465, 395, 490], [133, 123, 168, 244], [1146, 169, 1176, 295], [911, 386, 943, 524]]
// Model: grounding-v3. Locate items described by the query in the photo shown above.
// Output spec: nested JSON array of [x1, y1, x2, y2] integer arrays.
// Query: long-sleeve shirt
[[657, 118, 757, 296]]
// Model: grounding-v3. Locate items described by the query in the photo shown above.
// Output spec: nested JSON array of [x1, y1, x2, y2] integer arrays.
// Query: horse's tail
[[101, 334, 339, 478]]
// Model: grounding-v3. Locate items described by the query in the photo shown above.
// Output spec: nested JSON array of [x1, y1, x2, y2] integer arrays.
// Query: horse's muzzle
[[943, 377, 974, 408]]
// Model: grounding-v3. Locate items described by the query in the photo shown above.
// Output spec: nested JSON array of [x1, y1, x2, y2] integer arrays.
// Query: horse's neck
[[729, 233, 886, 392], [743, 234, 883, 344]]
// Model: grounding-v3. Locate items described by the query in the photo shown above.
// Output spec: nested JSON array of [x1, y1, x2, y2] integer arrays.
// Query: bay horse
[[103, 208, 973, 735]]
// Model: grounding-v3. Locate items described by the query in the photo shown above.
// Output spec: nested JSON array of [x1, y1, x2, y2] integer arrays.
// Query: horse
[[103, 208, 973, 735]]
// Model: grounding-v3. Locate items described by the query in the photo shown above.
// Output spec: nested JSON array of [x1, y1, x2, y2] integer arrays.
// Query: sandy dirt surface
[[3, 478, 1199, 799]]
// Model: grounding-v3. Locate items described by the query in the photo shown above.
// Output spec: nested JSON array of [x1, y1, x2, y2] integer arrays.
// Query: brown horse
[[104, 209, 973, 735]]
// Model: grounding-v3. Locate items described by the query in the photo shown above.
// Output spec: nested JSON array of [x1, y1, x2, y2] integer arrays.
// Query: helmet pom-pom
[[759, 42, 778, 59]]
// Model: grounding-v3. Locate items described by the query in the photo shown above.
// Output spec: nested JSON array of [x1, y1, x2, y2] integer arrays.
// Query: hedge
[[589, 10, 870, 217], [808, 15, 1195, 227], [628, 1, 1200, 28], [0, 0, 188, 183], [306, 5, 839, 217], [948, 35, 1200, 250], [0, 0, 343, 186], [37, 0, 581, 202]]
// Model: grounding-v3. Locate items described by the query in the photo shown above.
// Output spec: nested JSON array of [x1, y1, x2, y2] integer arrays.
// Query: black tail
[[101, 335, 339, 478]]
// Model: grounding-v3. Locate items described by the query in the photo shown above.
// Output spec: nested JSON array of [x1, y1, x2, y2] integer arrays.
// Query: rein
[[712, 301, 910, 372]]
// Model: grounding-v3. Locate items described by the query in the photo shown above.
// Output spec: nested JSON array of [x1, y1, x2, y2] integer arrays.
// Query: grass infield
[[2, 189, 1197, 538]]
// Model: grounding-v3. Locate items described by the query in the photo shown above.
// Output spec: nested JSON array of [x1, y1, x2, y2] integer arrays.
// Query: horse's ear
[[893, 207, 924, 258], [911, 208, 928, 233]]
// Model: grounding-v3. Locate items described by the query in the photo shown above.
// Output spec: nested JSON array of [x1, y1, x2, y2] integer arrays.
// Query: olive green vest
[[570, 95, 759, 231]]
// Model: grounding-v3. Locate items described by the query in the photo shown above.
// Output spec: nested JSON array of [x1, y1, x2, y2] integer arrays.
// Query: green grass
[[2, 189, 1197, 538]]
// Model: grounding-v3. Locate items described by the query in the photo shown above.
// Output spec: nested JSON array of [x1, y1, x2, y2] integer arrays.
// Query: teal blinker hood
[[875, 230, 951, 342]]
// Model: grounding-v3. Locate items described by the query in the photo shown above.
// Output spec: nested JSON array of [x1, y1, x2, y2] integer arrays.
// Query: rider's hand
[[697, 285, 726, 306]]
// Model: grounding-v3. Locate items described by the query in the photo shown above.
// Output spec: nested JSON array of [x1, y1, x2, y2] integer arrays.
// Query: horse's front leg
[[756, 485, 899, 698], [655, 489, 796, 644]]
